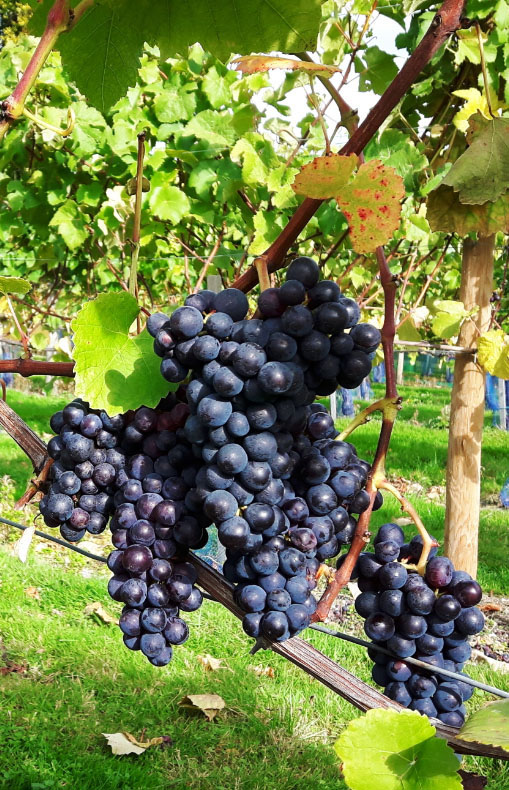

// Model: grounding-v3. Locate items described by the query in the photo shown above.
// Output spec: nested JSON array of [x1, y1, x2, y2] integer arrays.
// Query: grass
[[0, 391, 68, 499], [342, 384, 509, 500], [0, 550, 508, 790], [0, 388, 508, 788]]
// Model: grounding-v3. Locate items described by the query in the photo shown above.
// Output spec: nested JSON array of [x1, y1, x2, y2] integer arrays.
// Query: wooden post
[[444, 235, 495, 577], [396, 351, 405, 386]]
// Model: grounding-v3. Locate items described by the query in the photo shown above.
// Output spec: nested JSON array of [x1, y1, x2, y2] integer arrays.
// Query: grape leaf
[[441, 117, 509, 205], [452, 90, 500, 133], [0, 276, 31, 296], [427, 186, 509, 236], [429, 299, 476, 340], [459, 700, 509, 753], [49, 200, 88, 251], [477, 330, 509, 379], [232, 55, 339, 78], [336, 160, 405, 254], [292, 154, 358, 199], [30, 0, 322, 113], [71, 292, 172, 415], [335, 708, 462, 790]]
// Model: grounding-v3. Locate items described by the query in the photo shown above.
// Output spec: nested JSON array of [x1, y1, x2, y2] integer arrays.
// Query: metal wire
[[0, 515, 108, 564], [2, 515, 508, 699]]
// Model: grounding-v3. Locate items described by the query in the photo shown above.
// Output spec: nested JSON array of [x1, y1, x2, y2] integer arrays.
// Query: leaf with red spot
[[336, 160, 405, 253], [291, 153, 358, 199]]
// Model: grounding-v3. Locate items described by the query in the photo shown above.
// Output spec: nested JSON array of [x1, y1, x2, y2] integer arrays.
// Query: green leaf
[[358, 46, 398, 94], [153, 84, 197, 123], [0, 276, 31, 296], [460, 701, 509, 753], [186, 110, 237, 148], [202, 66, 233, 109], [48, 200, 88, 251], [430, 299, 475, 340], [427, 185, 509, 236], [441, 117, 509, 205], [148, 173, 190, 223], [71, 292, 171, 415], [477, 330, 509, 378], [31, 0, 321, 112], [335, 708, 462, 790], [397, 313, 423, 341], [76, 182, 104, 207]]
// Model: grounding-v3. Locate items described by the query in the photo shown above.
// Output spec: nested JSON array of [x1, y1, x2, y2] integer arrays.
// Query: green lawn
[[0, 550, 508, 790]]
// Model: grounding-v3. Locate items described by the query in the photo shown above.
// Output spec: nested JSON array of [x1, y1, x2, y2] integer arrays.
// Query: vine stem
[[375, 479, 437, 575], [337, 396, 401, 441], [0, 359, 74, 377], [129, 132, 146, 299], [231, 0, 467, 293]]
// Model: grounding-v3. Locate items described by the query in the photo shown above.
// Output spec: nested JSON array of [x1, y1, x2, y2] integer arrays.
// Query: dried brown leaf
[[102, 731, 171, 756], [249, 664, 275, 678], [197, 654, 223, 671], [458, 770, 487, 790], [232, 55, 340, 78], [84, 601, 118, 625], [24, 586, 40, 600], [179, 693, 226, 721]]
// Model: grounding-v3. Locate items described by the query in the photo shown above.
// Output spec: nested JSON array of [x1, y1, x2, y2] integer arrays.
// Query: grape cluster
[[353, 523, 484, 725], [105, 401, 212, 665], [146, 257, 382, 642], [40, 399, 126, 541]]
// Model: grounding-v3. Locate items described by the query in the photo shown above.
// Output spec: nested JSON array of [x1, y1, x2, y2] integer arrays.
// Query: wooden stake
[[444, 235, 495, 577]]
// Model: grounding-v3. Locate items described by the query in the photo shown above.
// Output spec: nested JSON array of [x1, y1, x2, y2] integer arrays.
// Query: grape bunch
[[145, 257, 382, 642], [39, 399, 126, 541], [353, 523, 484, 726]]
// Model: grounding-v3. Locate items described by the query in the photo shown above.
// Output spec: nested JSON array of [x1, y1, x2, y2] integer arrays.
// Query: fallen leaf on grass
[[480, 603, 502, 613], [0, 662, 27, 676], [249, 664, 275, 678], [13, 526, 35, 563], [458, 769, 487, 789], [24, 586, 40, 600], [84, 602, 118, 625], [197, 654, 223, 671], [179, 694, 225, 721], [102, 732, 172, 756]]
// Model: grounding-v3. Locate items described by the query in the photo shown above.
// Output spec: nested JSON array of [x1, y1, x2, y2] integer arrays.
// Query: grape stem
[[254, 257, 271, 292], [376, 479, 438, 575], [337, 396, 401, 441], [128, 131, 147, 304], [15, 457, 54, 509]]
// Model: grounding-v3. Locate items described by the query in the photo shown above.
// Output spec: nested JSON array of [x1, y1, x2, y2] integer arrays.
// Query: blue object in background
[[500, 479, 509, 508], [372, 362, 385, 383], [341, 387, 355, 417]]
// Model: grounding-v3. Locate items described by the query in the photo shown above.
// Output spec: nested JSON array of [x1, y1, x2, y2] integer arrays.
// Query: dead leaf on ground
[[480, 603, 502, 613], [13, 526, 35, 563], [0, 662, 28, 676], [459, 769, 488, 789], [179, 694, 226, 721], [197, 654, 223, 671], [84, 602, 118, 625], [24, 586, 40, 600], [249, 664, 275, 678], [102, 731, 172, 756]]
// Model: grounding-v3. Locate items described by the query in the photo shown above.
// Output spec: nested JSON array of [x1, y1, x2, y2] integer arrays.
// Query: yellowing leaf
[[102, 731, 170, 756], [292, 153, 358, 199], [429, 300, 476, 340], [427, 185, 509, 236], [232, 55, 340, 78], [179, 693, 226, 721], [197, 654, 223, 671], [337, 160, 405, 253], [13, 526, 35, 564], [452, 89, 501, 133], [397, 314, 422, 342], [0, 276, 31, 296], [84, 601, 118, 625], [478, 330, 509, 379]]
